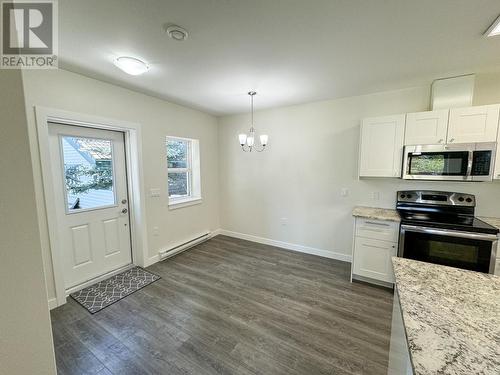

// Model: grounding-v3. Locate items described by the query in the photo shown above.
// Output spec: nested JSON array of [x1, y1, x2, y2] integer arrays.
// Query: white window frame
[[166, 136, 202, 209]]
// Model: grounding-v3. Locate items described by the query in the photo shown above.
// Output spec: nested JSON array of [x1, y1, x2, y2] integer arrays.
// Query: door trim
[[34, 106, 148, 308]]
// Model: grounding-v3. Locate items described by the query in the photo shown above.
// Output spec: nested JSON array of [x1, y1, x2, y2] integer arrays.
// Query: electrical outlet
[[341, 188, 349, 197], [153, 226, 159, 236], [370, 191, 380, 201], [150, 188, 161, 198]]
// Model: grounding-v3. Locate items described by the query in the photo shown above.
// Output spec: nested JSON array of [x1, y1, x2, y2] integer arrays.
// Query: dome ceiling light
[[113, 56, 150, 75]]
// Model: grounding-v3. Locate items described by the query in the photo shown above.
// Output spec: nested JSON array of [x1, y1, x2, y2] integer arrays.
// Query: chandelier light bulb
[[238, 134, 247, 146], [246, 136, 255, 147], [260, 134, 268, 146]]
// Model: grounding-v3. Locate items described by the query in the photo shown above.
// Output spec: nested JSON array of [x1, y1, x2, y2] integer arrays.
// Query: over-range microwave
[[402, 143, 496, 181]]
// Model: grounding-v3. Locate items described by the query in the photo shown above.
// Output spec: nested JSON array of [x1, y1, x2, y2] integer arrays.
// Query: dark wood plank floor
[[51, 235, 394, 375]]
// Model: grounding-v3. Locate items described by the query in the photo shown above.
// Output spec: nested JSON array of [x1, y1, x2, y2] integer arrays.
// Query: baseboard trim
[[352, 274, 394, 289], [125, 228, 351, 274], [218, 229, 352, 263], [48, 298, 58, 310], [211, 228, 222, 237], [144, 254, 160, 267]]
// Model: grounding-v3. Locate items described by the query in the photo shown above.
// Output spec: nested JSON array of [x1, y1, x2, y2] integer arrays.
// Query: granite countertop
[[478, 216, 500, 231], [352, 206, 400, 222], [392, 257, 500, 375]]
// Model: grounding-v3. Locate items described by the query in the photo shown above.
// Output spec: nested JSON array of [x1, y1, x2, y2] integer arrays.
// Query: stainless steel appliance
[[397, 191, 498, 274], [402, 143, 496, 181]]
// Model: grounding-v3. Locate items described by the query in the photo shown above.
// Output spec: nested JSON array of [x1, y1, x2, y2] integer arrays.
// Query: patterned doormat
[[70, 266, 160, 314]]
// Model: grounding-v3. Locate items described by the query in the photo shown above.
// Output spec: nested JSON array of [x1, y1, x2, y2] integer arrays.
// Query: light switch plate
[[150, 188, 161, 198]]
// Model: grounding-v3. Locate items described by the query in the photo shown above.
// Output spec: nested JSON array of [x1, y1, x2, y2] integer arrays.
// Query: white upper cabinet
[[447, 104, 500, 144], [405, 110, 449, 145], [495, 127, 500, 180], [359, 115, 405, 178]]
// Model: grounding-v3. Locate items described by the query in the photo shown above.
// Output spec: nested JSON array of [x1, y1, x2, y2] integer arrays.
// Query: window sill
[[168, 197, 202, 210]]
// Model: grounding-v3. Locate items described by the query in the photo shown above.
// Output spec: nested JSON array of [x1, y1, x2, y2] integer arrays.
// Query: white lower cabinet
[[495, 242, 500, 276], [352, 217, 399, 285]]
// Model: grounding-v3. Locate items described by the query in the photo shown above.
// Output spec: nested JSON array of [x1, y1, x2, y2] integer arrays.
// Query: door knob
[[121, 199, 127, 204], [121, 208, 128, 214]]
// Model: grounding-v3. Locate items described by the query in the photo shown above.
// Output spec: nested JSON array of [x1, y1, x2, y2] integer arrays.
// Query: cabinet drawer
[[353, 237, 397, 283], [355, 218, 399, 243]]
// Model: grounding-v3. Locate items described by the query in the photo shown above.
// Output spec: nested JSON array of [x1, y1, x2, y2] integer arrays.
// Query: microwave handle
[[466, 151, 473, 176], [400, 225, 499, 241]]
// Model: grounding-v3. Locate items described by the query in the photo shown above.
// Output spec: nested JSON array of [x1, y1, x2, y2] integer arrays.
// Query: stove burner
[[396, 190, 499, 235]]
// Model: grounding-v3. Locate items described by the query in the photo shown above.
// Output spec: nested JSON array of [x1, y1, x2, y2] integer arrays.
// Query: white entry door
[[48, 123, 132, 290]]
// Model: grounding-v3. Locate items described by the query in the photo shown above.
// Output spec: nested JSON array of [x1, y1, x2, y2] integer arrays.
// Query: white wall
[[22, 69, 220, 303], [21, 68, 500, 303], [218, 76, 500, 260], [0, 70, 56, 375]]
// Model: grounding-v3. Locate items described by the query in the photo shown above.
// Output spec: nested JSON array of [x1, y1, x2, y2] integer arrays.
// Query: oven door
[[399, 225, 498, 273], [403, 144, 472, 181]]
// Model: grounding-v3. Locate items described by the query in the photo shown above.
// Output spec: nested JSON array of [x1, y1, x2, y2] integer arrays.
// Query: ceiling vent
[[431, 74, 475, 110], [164, 24, 189, 41]]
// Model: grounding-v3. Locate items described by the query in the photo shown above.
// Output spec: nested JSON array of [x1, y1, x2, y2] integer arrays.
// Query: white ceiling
[[59, 0, 500, 115]]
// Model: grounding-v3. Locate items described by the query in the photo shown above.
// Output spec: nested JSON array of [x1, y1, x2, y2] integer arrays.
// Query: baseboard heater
[[159, 231, 211, 260]]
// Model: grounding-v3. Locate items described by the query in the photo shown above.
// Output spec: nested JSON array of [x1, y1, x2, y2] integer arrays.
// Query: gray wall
[[0, 70, 56, 374]]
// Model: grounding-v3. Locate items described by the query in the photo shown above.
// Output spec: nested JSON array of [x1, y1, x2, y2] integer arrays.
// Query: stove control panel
[[397, 191, 475, 207]]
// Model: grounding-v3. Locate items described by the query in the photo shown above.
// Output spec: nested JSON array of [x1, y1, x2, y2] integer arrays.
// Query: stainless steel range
[[396, 190, 499, 274]]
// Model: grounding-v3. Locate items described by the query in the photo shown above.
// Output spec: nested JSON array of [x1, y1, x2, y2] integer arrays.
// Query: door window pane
[[167, 139, 188, 168], [168, 172, 189, 198], [62, 136, 116, 211]]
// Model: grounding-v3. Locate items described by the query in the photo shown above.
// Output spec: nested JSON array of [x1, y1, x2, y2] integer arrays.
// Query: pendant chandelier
[[238, 91, 268, 152]]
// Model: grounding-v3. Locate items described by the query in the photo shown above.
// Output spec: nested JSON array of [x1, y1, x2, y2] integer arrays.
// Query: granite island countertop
[[352, 206, 400, 222], [392, 257, 500, 375]]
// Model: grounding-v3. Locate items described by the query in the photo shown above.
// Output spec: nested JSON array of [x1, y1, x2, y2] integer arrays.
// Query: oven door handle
[[400, 225, 499, 241]]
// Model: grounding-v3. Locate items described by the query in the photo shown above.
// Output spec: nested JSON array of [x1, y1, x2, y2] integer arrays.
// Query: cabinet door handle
[[449, 138, 455, 143], [438, 138, 444, 143], [362, 243, 392, 250], [365, 221, 391, 227]]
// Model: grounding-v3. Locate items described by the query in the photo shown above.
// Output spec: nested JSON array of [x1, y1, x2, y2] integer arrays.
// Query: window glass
[[168, 172, 189, 197], [166, 138, 192, 199], [61, 136, 116, 211], [167, 139, 188, 168]]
